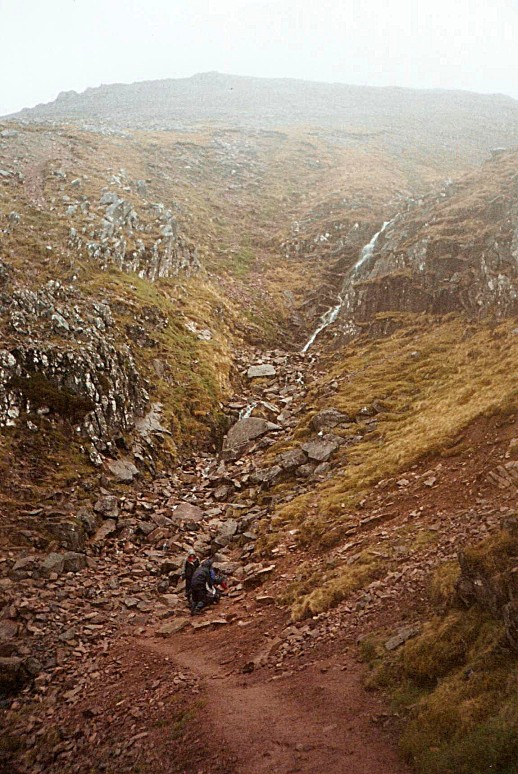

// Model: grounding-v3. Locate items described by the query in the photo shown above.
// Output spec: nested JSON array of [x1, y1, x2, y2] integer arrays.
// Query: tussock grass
[[363, 529, 518, 774], [274, 316, 518, 546], [279, 550, 386, 621]]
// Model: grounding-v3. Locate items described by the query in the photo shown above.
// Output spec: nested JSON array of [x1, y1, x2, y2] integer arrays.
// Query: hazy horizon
[[1, 0, 517, 116], [6, 70, 518, 119]]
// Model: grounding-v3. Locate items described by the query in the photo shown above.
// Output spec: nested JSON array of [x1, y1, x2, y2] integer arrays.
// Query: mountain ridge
[[7, 72, 518, 174]]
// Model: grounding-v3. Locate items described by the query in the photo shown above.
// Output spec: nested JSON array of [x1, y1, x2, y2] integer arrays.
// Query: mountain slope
[[1, 76, 518, 774], [9, 72, 518, 174]]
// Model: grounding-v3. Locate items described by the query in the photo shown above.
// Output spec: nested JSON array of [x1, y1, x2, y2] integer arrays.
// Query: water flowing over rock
[[302, 220, 395, 351], [335, 151, 518, 331]]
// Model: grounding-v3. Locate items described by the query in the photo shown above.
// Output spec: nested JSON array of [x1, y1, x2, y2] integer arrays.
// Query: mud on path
[[139, 619, 411, 774]]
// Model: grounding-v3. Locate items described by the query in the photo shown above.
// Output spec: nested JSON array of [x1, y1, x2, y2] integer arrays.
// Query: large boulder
[[247, 364, 276, 379], [301, 439, 339, 462], [223, 417, 281, 460], [45, 518, 86, 551], [40, 553, 65, 576], [40, 550, 87, 577], [107, 458, 139, 483]]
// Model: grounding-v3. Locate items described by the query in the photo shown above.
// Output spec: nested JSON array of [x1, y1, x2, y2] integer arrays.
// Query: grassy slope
[[264, 316, 518, 615], [362, 529, 518, 774]]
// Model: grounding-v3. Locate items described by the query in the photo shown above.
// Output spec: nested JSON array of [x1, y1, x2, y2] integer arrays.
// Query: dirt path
[[143, 628, 411, 774]]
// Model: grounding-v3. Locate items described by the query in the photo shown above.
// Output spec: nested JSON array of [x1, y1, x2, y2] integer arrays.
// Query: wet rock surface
[[333, 150, 518, 335]]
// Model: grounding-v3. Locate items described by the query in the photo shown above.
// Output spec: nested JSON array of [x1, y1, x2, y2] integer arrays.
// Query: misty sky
[[0, 0, 516, 116]]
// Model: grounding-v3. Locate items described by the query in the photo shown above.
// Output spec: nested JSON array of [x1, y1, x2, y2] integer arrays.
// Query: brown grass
[[271, 316, 518, 547]]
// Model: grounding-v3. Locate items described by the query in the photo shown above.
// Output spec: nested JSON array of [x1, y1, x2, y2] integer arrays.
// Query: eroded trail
[[142, 624, 411, 774]]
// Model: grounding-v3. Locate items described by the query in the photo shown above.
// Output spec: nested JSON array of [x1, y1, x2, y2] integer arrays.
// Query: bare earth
[[143, 623, 411, 774]]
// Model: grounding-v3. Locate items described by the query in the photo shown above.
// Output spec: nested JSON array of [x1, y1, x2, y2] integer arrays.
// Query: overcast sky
[[0, 0, 516, 116]]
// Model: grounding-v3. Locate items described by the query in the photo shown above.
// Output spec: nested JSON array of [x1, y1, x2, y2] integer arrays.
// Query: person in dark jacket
[[190, 558, 221, 615], [183, 553, 200, 606]]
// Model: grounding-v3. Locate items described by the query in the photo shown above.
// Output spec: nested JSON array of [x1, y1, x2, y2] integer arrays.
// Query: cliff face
[[0, 272, 148, 467], [336, 149, 518, 334]]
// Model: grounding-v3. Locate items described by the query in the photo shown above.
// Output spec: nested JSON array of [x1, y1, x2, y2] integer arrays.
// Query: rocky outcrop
[[68, 190, 200, 281], [0, 278, 148, 464], [334, 150, 518, 333]]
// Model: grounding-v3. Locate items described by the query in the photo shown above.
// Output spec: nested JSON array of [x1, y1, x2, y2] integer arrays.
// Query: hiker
[[183, 552, 200, 605], [190, 558, 225, 615]]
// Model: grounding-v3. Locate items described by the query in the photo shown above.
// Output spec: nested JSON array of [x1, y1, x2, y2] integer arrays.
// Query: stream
[[301, 219, 392, 353]]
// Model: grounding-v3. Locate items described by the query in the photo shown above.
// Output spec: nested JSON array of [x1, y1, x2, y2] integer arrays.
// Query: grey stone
[[384, 625, 421, 651], [40, 552, 65, 577], [310, 408, 350, 433], [217, 519, 238, 539], [247, 364, 276, 379], [223, 417, 281, 459], [155, 618, 190, 637], [46, 518, 86, 551], [107, 458, 139, 482], [138, 520, 156, 536], [296, 463, 317, 478], [251, 465, 284, 487], [62, 551, 87, 573], [100, 191, 120, 205], [93, 496, 119, 519], [172, 503, 204, 523], [214, 484, 232, 501], [301, 439, 339, 462], [314, 462, 332, 477], [75, 507, 97, 535], [243, 564, 275, 589], [276, 448, 307, 470]]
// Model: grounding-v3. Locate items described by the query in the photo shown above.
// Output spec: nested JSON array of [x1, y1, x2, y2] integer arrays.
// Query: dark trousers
[[191, 586, 208, 613]]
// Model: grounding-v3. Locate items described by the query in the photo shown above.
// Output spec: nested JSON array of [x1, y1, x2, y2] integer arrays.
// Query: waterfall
[[239, 401, 257, 419], [301, 299, 343, 353], [353, 220, 391, 272], [301, 219, 393, 353]]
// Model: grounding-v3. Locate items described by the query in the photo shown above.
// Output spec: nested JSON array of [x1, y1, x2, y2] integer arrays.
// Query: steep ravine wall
[[335, 150, 518, 331], [0, 274, 149, 466]]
